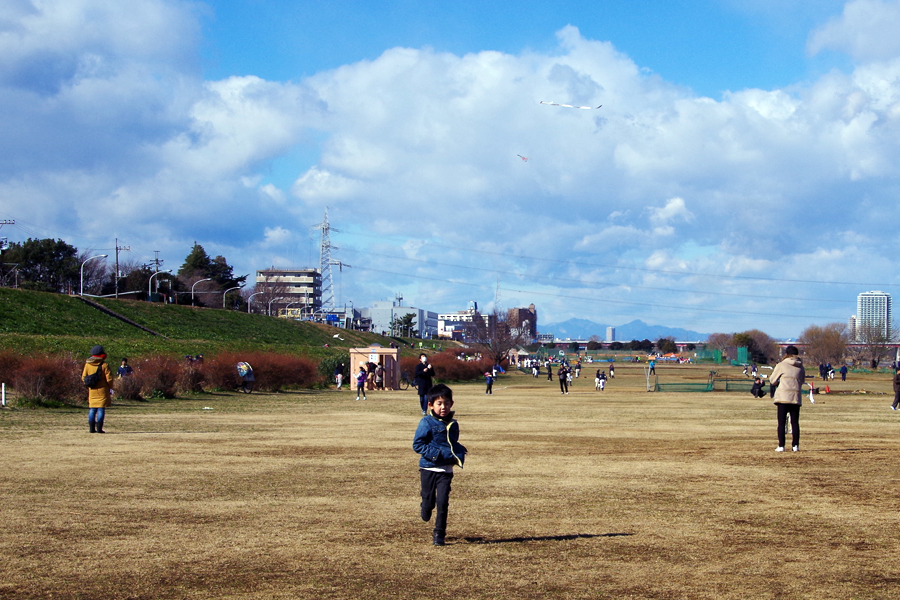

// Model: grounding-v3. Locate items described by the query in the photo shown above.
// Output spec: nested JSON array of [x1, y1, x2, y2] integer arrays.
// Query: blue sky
[[3, 0, 900, 338]]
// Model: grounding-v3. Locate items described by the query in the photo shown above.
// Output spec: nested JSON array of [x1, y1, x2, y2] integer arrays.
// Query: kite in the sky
[[540, 101, 602, 109], [517, 155, 529, 162]]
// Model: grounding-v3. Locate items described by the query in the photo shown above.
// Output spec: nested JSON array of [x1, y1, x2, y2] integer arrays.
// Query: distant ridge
[[540, 318, 708, 342]]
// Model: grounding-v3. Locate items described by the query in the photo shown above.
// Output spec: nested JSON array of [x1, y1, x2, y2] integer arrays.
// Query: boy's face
[[429, 396, 453, 418]]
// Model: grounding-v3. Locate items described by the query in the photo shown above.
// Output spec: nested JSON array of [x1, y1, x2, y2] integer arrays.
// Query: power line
[[338, 230, 900, 288], [342, 247, 853, 306], [348, 263, 848, 321]]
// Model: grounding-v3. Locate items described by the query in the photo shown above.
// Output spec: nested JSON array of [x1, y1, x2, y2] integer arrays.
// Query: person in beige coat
[[82, 345, 115, 433], [769, 345, 806, 452]]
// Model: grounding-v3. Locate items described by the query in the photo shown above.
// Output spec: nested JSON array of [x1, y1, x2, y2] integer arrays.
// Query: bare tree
[[247, 276, 289, 315], [706, 332, 733, 360], [742, 329, 780, 364], [852, 321, 896, 368], [77, 249, 109, 295], [707, 333, 732, 353], [799, 323, 848, 366], [465, 308, 527, 367]]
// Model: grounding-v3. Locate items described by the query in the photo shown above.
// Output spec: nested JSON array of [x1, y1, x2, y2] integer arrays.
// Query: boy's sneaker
[[355, 396, 360, 401], [432, 533, 445, 546], [792, 446, 799, 452], [775, 446, 785, 452]]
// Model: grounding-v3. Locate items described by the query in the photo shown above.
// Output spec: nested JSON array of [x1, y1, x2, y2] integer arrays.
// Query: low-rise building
[[255, 267, 321, 316], [360, 301, 437, 338]]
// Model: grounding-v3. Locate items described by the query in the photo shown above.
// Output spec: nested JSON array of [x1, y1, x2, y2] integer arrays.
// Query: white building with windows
[[361, 301, 437, 338], [855, 291, 892, 340], [438, 301, 490, 339]]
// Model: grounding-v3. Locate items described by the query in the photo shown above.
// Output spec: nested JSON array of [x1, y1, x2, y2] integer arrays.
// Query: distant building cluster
[[253, 272, 542, 341]]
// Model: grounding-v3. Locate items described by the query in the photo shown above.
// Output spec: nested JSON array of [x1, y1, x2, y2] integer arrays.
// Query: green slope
[[0, 288, 417, 358]]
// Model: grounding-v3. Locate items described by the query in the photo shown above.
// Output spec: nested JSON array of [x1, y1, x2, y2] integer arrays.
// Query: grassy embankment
[[0, 287, 429, 359]]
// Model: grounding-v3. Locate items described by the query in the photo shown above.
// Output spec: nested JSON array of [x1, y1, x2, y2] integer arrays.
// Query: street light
[[247, 292, 262, 313], [267, 296, 283, 316], [191, 278, 213, 306], [148, 269, 173, 300], [223, 285, 243, 308], [80, 254, 108, 296]]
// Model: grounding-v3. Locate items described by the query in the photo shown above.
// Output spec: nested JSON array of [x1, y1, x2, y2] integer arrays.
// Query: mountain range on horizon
[[540, 318, 709, 343]]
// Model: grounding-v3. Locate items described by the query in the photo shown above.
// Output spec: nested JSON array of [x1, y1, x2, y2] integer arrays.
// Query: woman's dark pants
[[776, 403, 800, 448]]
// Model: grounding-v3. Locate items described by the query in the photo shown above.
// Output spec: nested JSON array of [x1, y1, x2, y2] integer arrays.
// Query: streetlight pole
[[223, 286, 243, 308], [247, 292, 262, 313], [191, 278, 213, 306], [80, 254, 108, 296], [268, 296, 282, 317], [148, 270, 172, 301]]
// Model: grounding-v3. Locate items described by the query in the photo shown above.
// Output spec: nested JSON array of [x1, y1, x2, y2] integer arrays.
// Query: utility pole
[[114, 238, 130, 299], [151, 251, 165, 300]]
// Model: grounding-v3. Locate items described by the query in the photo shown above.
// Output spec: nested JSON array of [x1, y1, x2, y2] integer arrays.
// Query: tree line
[[0, 238, 247, 309]]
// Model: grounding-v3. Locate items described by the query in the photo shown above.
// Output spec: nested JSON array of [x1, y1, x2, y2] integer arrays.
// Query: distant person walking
[[82, 345, 114, 433], [355, 364, 368, 401], [892, 367, 900, 411], [769, 345, 806, 452], [334, 362, 345, 390], [415, 354, 435, 415], [609, 364, 615, 379], [557, 365, 569, 394], [840, 364, 848, 381]]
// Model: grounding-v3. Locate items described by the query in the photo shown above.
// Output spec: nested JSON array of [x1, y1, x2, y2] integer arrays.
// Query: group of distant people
[[79, 339, 894, 549]]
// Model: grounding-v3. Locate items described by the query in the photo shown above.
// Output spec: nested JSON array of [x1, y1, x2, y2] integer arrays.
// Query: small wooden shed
[[347, 344, 402, 390]]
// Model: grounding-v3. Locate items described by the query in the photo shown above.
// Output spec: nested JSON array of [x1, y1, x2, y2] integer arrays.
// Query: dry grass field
[[2, 363, 899, 599]]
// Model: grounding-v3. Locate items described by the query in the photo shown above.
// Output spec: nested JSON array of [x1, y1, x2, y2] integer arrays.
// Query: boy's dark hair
[[427, 383, 453, 405], [785, 345, 799, 356], [419, 353, 428, 359]]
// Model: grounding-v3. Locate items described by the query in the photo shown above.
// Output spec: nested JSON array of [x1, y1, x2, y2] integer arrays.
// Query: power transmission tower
[[310, 208, 350, 313]]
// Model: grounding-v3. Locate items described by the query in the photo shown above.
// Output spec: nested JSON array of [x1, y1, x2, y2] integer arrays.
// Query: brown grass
[[1, 362, 898, 599]]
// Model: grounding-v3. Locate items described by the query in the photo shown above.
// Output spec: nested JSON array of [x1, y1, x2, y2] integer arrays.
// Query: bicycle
[[399, 370, 413, 390]]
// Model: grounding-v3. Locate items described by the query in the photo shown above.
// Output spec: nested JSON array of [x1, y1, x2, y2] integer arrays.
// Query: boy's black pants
[[420, 469, 453, 535]]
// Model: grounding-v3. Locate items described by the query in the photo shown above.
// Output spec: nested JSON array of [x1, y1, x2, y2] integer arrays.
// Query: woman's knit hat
[[90, 345, 106, 357]]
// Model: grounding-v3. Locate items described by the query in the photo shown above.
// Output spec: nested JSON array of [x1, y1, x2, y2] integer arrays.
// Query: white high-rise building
[[606, 326, 616, 343], [856, 291, 892, 340]]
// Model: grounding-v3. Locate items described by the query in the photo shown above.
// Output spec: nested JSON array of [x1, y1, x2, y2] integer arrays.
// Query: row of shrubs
[[0, 349, 497, 406], [398, 351, 494, 382], [0, 351, 320, 405]]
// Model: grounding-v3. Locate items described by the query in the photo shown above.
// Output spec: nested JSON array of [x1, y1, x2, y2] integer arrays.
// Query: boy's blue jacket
[[413, 411, 467, 469]]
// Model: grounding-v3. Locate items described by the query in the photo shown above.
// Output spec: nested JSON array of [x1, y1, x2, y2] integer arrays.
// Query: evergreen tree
[[3, 238, 79, 292], [178, 242, 212, 278]]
